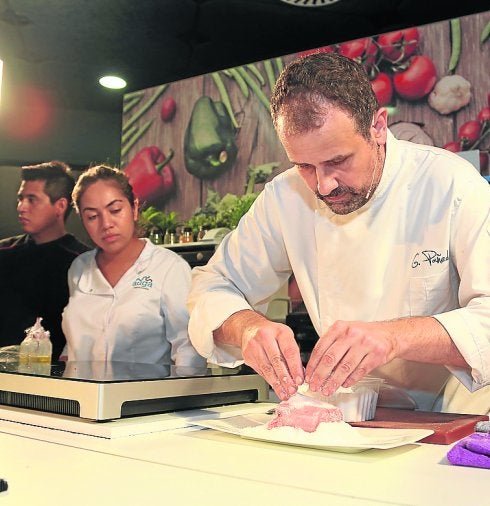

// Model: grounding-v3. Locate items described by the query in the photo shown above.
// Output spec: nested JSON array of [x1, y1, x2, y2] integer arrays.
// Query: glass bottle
[[182, 227, 194, 243], [149, 227, 163, 245]]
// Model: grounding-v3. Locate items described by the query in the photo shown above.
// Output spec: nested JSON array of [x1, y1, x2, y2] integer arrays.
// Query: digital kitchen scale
[[0, 361, 269, 421]]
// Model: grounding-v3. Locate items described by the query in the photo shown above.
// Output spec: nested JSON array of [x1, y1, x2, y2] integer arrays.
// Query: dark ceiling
[[1, 0, 489, 115]]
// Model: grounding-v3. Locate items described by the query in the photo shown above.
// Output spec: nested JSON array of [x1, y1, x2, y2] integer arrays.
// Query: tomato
[[160, 97, 176, 122], [392, 55, 437, 100], [371, 72, 393, 106], [457, 120, 481, 147], [337, 37, 378, 72], [378, 28, 420, 63], [443, 141, 461, 153], [480, 151, 489, 174], [477, 107, 490, 124], [297, 46, 335, 58]]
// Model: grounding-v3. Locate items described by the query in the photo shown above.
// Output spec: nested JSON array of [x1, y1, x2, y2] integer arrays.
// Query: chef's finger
[[305, 329, 338, 383], [307, 339, 350, 392], [342, 354, 374, 389], [320, 347, 368, 396], [276, 330, 304, 387], [242, 331, 289, 400], [263, 345, 297, 399]]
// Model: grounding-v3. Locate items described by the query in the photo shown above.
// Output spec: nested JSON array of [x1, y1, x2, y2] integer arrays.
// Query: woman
[[61, 165, 205, 367]]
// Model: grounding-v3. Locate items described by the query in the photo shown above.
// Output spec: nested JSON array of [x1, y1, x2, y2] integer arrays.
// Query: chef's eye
[[86, 214, 98, 221], [327, 156, 350, 168], [110, 208, 122, 214], [296, 164, 314, 173]]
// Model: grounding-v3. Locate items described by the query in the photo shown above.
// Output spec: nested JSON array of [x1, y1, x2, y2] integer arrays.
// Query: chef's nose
[[17, 198, 27, 212], [316, 170, 338, 196]]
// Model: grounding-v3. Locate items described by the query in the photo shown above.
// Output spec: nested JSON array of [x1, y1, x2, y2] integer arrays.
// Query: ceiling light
[[279, 0, 342, 6], [98, 75, 127, 90]]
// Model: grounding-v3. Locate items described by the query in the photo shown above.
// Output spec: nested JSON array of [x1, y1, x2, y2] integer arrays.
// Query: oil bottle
[[19, 317, 53, 366]]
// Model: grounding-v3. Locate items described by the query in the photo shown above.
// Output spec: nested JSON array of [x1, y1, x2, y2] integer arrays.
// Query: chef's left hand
[[305, 320, 399, 396]]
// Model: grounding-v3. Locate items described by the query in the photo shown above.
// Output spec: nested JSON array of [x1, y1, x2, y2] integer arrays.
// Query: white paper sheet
[[194, 413, 434, 453]]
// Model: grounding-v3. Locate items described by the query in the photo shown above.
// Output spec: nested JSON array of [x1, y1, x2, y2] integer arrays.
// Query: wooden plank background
[[121, 11, 490, 225]]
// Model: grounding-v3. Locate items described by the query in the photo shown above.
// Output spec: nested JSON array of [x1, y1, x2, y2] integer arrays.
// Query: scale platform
[[0, 361, 269, 421]]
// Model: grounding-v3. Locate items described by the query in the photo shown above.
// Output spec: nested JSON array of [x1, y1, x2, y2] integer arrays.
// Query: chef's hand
[[305, 320, 399, 396], [242, 319, 305, 400], [216, 310, 304, 400]]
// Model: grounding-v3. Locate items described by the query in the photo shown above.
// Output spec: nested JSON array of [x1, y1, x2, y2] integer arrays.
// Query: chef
[[187, 53, 490, 414]]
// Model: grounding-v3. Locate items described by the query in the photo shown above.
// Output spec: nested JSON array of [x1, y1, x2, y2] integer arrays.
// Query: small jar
[[168, 229, 178, 244], [181, 227, 194, 243], [149, 228, 163, 245]]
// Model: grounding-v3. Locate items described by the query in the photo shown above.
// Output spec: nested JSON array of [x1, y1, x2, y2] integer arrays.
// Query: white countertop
[[0, 405, 487, 506]]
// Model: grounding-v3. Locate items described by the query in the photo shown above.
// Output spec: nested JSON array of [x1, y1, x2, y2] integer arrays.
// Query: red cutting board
[[350, 407, 489, 445]]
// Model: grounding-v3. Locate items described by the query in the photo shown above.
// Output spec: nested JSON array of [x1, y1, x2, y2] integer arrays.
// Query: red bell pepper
[[124, 146, 175, 203]]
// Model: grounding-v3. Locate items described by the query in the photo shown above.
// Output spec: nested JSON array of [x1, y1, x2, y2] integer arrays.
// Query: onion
[[389, 121, 434, 146]]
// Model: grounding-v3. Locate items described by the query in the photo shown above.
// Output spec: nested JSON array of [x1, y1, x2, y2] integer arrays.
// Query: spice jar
[[149, 227, 163, 245], [180, 227, 194, 243]]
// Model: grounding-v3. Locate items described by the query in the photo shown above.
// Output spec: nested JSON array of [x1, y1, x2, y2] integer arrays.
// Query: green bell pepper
[[184, 96, 237, 179]]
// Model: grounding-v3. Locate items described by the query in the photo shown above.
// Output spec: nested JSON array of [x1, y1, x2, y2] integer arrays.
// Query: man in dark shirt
[[0, 161, 89, 360]]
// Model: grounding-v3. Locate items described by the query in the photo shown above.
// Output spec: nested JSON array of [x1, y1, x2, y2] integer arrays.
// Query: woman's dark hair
[[270, 52, 379, 140], [72, 165, 135, 214]]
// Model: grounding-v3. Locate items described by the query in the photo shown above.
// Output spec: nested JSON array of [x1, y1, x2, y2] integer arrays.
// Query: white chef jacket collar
[[77, 238, 154, 294]]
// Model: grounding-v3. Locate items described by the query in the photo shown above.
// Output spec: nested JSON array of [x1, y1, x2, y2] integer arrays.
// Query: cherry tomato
[[338, 38, 378, 72], [160, 97, 176, 122], [378, 28, 420, 63], [392, 55, 437, 101], [443, 141, 461, 153], [480, 151, 489, 174], [371, 72, 393, 106], [297, 46, 335, 58], [457, 120, 481, 147], [477, 107, 490, 124]]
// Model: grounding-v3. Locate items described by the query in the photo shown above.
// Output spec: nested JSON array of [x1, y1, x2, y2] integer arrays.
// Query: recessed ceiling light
[[279, 0, 342, 6], [98, 75, 127, 90]]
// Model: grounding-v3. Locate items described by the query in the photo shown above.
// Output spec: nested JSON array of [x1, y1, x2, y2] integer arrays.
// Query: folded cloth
[[447, 432, 490, 469]]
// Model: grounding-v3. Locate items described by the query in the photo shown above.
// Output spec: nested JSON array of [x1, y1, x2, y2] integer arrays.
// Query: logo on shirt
[[412, 250, 449, 269], [132, 275, 153, 289]]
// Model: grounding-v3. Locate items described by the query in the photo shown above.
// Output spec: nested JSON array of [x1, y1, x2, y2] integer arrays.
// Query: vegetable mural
[[121, 11, 490, 239], [184, 96, 237, 179]]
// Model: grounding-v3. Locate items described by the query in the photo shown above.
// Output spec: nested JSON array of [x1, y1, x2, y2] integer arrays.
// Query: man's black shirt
[[0, 233, 89, 359]]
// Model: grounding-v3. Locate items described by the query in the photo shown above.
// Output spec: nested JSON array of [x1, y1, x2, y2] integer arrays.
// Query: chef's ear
[[371, 108, 388, 145]]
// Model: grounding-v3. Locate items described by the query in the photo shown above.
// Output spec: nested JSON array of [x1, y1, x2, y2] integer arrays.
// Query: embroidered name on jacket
[[412, 250, 449, 269], [132, 275, 153, 289]]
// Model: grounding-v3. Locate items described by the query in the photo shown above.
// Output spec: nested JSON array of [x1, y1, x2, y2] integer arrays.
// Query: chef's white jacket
[[188, 131, 490, 411], [63, 239, 205, 367]]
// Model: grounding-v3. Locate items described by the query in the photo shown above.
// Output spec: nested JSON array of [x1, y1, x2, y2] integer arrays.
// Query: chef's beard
[[316, 144, 383, 215]]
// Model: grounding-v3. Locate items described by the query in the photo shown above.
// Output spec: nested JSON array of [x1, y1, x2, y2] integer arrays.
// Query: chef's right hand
[[214, 310, 304, 400], [240, 317, 304, 401]]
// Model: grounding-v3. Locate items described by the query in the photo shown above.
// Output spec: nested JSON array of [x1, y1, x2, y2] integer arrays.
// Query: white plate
[[194, 413, 434, 454]]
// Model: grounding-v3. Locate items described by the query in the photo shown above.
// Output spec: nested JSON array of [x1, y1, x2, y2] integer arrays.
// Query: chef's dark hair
[[21, 160, 75, 221], [72, 165, 135, 214], [270, 52, 379, 140]]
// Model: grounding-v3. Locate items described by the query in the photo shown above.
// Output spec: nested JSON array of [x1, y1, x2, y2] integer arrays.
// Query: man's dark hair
[[270, 52, 379, 140], [21, 160, 75, 220]]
